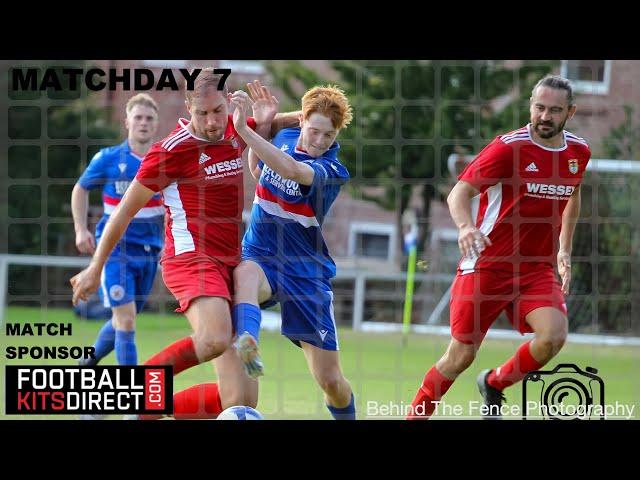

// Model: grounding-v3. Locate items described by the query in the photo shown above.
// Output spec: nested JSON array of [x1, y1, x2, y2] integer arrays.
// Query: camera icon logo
[[522, 363, 605, 420]]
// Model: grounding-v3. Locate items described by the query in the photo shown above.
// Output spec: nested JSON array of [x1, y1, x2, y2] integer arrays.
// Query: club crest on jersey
[[229, 135, 238, 148], [568, 159, 579, 174], [109, 285, 125, 301]]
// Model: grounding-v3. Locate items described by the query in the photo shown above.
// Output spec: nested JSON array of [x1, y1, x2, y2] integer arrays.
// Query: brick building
[[82, 60, 639, 285]]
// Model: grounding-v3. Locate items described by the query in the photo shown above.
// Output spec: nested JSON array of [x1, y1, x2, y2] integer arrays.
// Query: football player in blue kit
[[71, 93, 163, 367], [230, 82, 356, 419]]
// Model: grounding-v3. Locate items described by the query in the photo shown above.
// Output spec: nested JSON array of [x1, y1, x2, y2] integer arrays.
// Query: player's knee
[[442, 348, 475, 374], [194, 335, 232, 361], [233, 262, 258, 290], [537, 331, 566, 357], [113, 314, 136, 331], [317, 371, 345, 397], [553, 328, 568, 350]]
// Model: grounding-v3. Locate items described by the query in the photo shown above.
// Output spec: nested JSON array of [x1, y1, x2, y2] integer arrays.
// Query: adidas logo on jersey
[[525, 162, 539, 172], [199, 153, 211, 164]]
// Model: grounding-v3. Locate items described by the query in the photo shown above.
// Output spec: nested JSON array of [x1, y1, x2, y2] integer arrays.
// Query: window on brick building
[[348, 222, 395, 260], [561, 60, 612, 95]]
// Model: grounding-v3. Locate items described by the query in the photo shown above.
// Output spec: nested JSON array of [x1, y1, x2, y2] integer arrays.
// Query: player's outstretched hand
[[247, 79, 279, 126]]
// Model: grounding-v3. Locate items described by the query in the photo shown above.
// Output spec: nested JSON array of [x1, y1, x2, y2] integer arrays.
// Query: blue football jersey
[[242, 128, 349, 279], [78, 140, 164, 249]]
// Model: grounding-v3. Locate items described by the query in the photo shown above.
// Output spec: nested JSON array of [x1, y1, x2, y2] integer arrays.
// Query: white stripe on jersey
[[459, 183, 502, 272], [254, 195, 320, 228], [162, 129, 190, 151], [500, 128, 528, 142], [328, 291, 339, 350], [103, 203, 164, 218], [163, 182, 196, 255], [565, 132, 589, 147], [502, 133, 530, 144], [100, 268, 111, 308]]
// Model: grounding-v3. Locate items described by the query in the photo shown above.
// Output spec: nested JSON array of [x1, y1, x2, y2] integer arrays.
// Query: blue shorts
[[242, 251, 339, 351], [99, 241, 160, 313]]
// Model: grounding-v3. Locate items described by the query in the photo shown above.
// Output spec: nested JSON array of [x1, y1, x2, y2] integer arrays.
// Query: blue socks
[[233, 303, 262, 343], [327, 393, 356, 420], [93, 318, 116, 360], [115, 330, 137, 365], [89, 318, 138, 365]]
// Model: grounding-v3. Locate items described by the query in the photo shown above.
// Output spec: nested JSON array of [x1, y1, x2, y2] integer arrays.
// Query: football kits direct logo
[[5, 366, 173, 415]]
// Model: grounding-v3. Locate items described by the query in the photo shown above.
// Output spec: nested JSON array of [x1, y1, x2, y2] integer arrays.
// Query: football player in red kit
[[407, 75, 591, 419], [71, 70, 298, 419]]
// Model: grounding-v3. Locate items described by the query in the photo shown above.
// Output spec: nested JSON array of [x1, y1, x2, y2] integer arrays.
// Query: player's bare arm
[[248, 148, 263, 180], [71, 183, 96, 255], [558, 184, 581, 294], [70, 180, 155, 305], [448, 180, 492, 258], [270, 111, 302, 137], [231, 91, 315, 186]]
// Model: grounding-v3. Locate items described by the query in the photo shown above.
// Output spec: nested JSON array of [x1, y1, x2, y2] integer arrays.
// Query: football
[[217, 405, 264, 420]]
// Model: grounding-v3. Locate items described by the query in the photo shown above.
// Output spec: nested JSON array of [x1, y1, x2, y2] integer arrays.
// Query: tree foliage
[[265, 60, 557, 264], [569, 105, 640, 333], [2, 61, 120, 298]]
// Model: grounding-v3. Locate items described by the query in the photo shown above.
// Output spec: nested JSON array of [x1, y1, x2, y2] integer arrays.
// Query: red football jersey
[[458, 124, 591, 274], [136, 115, 256, 265]]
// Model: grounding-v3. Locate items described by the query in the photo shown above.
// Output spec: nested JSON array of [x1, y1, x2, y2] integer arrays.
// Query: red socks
[[140, 383, 223, 420], [407, 341, 543, 420], [144, 336, 200, 376], [407, 366, 454, 419], [487, 341, 542, 391], [140, 338, 224, 420], [173, 383, 223, 419]]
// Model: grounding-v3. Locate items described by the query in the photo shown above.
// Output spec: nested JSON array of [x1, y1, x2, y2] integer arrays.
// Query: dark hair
[[532, 75, 574, 106]]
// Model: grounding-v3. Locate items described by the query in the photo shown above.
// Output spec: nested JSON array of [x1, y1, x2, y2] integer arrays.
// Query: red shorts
[[449, 268, 567, 346], [161, 252, 234, 313]]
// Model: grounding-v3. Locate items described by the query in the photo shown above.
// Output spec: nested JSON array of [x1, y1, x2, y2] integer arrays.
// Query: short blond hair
[[185, 67, 229, 103], [302, 85, 353, 130], [126, 93, 158, 115]]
